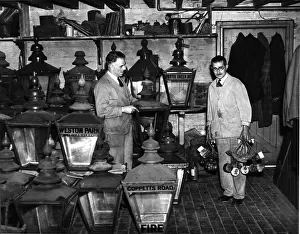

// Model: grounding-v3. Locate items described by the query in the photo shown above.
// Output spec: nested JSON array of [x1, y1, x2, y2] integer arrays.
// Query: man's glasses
[[211, 66, 225, 73]]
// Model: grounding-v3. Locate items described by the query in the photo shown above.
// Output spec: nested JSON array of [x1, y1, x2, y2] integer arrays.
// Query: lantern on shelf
[[132, 68, 170, 148], [55, 76, 103, 172], [127, 38, 164, 101], [5, 74, 56, 170], [63, 51, 97, 104], [122, 124, 177, 234], [13, 140, 79, 234], [17, 39, 61, 103], [0, 51, 15, 109], [76, 171, 123, 234], [163, 38, 196, 109]]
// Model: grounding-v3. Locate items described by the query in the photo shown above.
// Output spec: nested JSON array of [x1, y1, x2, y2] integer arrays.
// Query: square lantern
[[63, 51, 97, 104], [122, 125, 177, 234], [0, 50, 16, 105], [5, 75, 56, 170], [13, 142, 79, 234], [158, 121, 188, 204], [76, 172, 123, 234], [163, 38, 196, 109], [132, 68, 170, 148], [17, 39, 61, 103], [55, 76, 103, 172], [127, 39, 164, 102]]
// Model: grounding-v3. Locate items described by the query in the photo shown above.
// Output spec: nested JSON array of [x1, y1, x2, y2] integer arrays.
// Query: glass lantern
[[55, 76, 103, 172], [0, 132, 35, 228], [132, 68, 170, 148], [63, 51, 97, 104], [13, 141, 79, 234], [17, 39, 61, 103], [122, 125, 177, 234], [76, 172, 123, 233], [163, 38, 196, 109], [5, 75, 56, 170], [127, 38, 164, 101]]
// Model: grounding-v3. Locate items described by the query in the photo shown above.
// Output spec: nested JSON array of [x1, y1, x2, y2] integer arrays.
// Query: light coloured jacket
[[207, 74, 252, 138], [94, 72, 135, 135]]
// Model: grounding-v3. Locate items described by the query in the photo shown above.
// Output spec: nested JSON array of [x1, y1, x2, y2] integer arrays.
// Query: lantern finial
[[0, 132, 20, 172]]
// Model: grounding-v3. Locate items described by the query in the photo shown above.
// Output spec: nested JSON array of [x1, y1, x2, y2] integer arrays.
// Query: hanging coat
[[269, 33, 286, 114], [283, 45, 300, 128]]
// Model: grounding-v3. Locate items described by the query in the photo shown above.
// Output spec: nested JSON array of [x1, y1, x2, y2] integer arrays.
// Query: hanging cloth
[[283, 45, 300, 128], [269, 33, 286, 114]]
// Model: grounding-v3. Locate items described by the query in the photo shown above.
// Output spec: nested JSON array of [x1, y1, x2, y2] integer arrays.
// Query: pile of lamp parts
[[224, 139, 265, 176], [197, 142, 218, 173]]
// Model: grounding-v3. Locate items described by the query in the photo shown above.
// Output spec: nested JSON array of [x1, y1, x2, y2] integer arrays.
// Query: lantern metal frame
[[122, 125, 177, 234], [163, 38, 196, 109], [17, 39, 61, 103], [76, 172, 123, 234], [13, 141, 79, 234]]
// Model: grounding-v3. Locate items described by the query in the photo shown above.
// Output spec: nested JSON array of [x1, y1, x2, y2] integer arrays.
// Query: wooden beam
[[51, 0, 79, 9], [0, 2, 18, 8], [142, 0, 155, 8], [80, 0, 105, 9], [20, 0, 53, 9]]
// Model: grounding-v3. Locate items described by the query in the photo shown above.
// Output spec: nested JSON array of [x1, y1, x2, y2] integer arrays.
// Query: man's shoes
[[218, 195, 233, 201], [232, 198, 244, 205]]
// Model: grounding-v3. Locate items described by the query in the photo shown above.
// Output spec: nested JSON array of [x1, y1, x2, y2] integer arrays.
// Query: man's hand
[[240, 125, 250, 142], [122, 106, 139, 114]]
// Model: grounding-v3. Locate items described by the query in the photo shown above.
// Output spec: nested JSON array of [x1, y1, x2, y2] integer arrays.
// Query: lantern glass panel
[[61, 135, 97, 167], [166, 73, 193, 106], [10, 127, 48, 166], [18, 205, 62, 233], [80, 191, 118, 226], [129, 193, 172, 222]]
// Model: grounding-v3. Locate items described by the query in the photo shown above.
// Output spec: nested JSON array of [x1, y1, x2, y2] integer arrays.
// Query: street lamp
[[0, 132, 35, 229], [159, 122, 188, 205], [122, 125, 177, 234], [55, 76, 103, 172], [17, 39, 61, 103], [13, 140, 79, 234], [127, 39, 164, 101], [76, 171, 123, 234], [163, 38, 196, 109], [5, 74, 56, 170], [132, 68, 170, 148], [63, 51, 97, 104]]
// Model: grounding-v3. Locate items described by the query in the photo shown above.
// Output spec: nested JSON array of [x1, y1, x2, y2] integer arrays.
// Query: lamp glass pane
[[61, 135, 97, 167], [88, 191, 117, 225], [167, 80, 189, 105], [129, 193, 172, 223], [11, 127, 48, 166], [18, 205, 62, 233]]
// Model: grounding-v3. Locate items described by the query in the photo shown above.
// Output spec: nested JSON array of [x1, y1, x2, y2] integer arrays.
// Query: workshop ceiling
[[0, 0, 299, 10]]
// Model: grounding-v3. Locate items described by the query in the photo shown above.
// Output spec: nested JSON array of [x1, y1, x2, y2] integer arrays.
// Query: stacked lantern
[[122, 124, 177, 234]]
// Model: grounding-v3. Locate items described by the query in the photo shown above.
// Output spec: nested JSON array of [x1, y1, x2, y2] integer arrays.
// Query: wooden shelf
[[0, 33, 217, 42]]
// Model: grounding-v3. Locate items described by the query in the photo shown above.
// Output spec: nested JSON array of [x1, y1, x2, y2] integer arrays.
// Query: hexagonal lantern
[[17, 39, 61, 103], [13, 140, 79, 234], [122, 125, 177, 234], [63, 51, 97, 104], [55, 76, 103, 172], [5, 74, 57, 171], [163, 38, 196, 109]]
